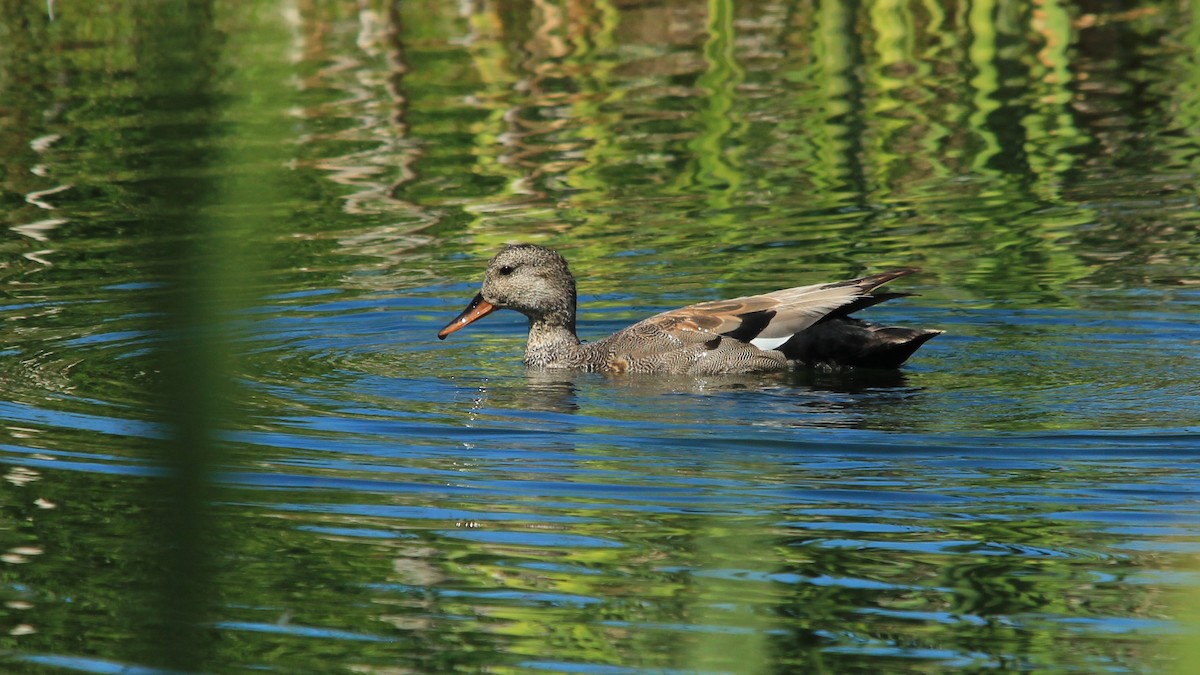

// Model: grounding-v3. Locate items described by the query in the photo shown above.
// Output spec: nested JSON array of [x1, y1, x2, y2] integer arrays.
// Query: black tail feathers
[[779, 319, 941, 369]]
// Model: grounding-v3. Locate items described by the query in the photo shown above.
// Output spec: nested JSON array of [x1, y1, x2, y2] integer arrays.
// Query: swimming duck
[[438, 244, 940, 374]]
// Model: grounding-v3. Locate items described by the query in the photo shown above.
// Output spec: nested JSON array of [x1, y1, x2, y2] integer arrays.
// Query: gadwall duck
[[438, 244, 941, 374]]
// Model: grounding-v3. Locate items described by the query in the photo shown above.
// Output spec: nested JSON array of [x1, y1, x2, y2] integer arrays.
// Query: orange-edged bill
[[437, 293, 497, 339]]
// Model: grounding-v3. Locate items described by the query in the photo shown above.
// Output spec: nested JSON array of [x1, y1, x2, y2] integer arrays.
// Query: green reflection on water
[[1, 0, 1198, 672]]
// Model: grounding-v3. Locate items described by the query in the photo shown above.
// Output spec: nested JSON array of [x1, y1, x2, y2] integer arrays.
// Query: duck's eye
[[498, 265, 516, 276]]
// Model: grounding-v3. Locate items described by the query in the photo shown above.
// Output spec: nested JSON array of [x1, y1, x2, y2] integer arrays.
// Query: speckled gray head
[[438, 244, 576, 339], [480, 244, 575, 316]]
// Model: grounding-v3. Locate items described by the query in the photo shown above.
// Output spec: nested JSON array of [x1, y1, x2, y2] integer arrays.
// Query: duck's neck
[[524, 310, 581, 367]]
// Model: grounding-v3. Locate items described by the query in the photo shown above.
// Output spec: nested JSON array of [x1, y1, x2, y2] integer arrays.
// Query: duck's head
[[438, 244, 577, 339]]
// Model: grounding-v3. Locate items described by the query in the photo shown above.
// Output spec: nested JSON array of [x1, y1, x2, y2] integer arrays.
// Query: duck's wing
[[637, 268, 920, 350]]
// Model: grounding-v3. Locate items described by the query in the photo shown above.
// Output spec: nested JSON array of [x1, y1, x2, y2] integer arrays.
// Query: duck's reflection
[[780, 367, 912, 393], [463, 366, 926, 432], [519, 368, 584, 413], [529, 366, 912, 395]]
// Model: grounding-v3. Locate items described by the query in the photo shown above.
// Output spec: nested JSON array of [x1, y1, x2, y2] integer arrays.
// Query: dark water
[[2, 1, 1200, 672]]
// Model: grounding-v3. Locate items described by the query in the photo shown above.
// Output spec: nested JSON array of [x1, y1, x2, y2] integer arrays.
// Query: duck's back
[[578, 269, 940, 374]]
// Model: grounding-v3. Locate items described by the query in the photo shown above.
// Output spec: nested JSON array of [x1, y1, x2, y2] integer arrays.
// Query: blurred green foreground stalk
[[132, 1, 281, 669]]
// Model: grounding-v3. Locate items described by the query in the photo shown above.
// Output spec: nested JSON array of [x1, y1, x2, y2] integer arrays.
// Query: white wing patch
[[750, 335, 791, 351]]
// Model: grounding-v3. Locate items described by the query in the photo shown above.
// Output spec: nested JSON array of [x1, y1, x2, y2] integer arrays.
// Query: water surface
[[1, 1, 1199, 672]]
